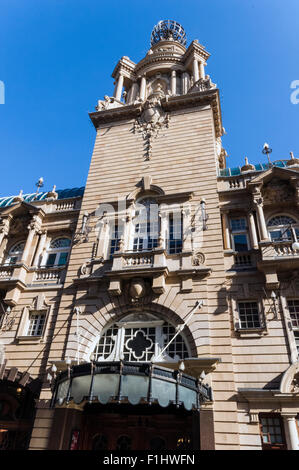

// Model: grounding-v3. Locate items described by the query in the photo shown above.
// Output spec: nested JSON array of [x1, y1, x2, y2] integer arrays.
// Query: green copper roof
[[0, 187, 85, 208], [219, 159, 290, 177]]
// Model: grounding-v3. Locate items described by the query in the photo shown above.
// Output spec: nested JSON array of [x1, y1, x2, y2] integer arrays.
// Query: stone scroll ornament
[[133, 94, 170, 161]]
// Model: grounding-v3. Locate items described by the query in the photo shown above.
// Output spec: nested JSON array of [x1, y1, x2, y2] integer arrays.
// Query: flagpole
[[153, 300, 203, 362]]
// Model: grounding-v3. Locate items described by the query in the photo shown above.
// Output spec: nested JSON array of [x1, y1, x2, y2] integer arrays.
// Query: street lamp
[[262, 142, 273, 167]]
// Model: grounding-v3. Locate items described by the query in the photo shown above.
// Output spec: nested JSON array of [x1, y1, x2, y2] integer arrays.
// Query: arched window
[[132, 198, 159, 251], [44, 237, 71, 267], [267, 215, 299, 241], [4, 241, 26, 265], [92, 313, 190, 363]]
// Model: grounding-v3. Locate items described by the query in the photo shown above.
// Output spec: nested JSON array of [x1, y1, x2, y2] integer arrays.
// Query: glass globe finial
[[150, 20, 187, 47]]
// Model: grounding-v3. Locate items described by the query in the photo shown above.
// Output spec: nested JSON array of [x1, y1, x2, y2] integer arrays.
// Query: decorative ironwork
[[52, 361, 212, 410], [150, 20, 187, 47]]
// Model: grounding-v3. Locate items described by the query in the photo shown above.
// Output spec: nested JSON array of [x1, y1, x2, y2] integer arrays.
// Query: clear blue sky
[[0, 0, 298, 196]]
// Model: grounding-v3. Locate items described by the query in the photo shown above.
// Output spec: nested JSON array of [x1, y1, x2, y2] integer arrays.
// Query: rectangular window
[[27, 313, 46, 337], [230, 217, 249, 252], [287, 300, 299, 355], [237, 301, 261, 329], [109, 223, 124, 258], [58, 252, 68, 266], [133, 222, 158, 252], [259, 414, 286, 450], [168, 213, 183, 254]]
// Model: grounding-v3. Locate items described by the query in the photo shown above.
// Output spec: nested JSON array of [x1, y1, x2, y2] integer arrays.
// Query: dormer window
[[43, 237, 71, 267]]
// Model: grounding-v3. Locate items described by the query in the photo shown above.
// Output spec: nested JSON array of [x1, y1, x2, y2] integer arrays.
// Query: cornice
[[89, 88, 223, 137]]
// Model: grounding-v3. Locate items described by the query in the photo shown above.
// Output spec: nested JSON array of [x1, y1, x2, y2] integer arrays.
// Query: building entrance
[[80, 404, 194, 451]]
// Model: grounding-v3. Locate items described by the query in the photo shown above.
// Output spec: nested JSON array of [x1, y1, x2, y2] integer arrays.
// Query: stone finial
[[287, 151, 299, 167], [241, 156, 255, 173], [46, 185, 58, 200], [13, 189, 24, 203]]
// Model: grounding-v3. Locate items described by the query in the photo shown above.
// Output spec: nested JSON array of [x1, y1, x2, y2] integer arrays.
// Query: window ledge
[[235, 328, 268, 338], [16, 335, 43, 344]]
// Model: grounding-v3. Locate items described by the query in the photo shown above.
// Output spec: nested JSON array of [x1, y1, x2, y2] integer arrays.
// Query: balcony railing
[[122, 252, 154, 268], [261, 241, 299, 260], [0, 266, 13, 280], [34, 266, 65, 283]]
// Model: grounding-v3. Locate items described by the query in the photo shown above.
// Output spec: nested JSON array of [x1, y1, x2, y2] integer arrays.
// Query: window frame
[[4, 240, 26, 266], [259, 413, 287, 450], [41, 237, 71, 268], [267, 215, 299, 242], [286, 299, 299, 358], [91, 314, 191, 363], [230, 217, 250, 252], [236, 300, 264, 331]]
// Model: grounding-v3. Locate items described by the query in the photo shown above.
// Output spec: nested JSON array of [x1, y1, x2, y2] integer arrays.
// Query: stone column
[[192, 59, 200, 83], [139, 75, 147, 101], [222, 212, 231, 250], [254, 201, 269, 241], [199, 61, 205, 79], [282, 415, 299, 450], [96, 219, 109, 258], [20, 216, 41, 266], [32, 230, 47, 267], [0, 217, 11, 262], [159, 210, 168, 250], [171, 70, 177, 95], [182, 205, 192, 252], [114, 73, 124, 101], [248, 212, 259, 249], [182, 72, 189, 94], [128, 81, 138, 104]]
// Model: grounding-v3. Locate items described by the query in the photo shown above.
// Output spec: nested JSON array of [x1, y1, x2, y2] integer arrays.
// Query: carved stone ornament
[[291, 372, 299, 393], [96, 95, 123, 111], [262, 178, 294, 205], [188, 77, 215, 94], [129, 278, 146, 300], [10, 215, 30, 235], [133, 93, 170, 160], [192, 251, 205, 266]]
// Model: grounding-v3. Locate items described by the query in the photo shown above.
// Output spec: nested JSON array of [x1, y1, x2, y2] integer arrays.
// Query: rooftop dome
[[150, 20, 187, 47]]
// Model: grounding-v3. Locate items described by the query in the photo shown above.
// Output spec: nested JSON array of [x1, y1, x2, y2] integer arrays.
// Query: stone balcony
[[0, 263, 66, 305], [261, 241, 299, 262]]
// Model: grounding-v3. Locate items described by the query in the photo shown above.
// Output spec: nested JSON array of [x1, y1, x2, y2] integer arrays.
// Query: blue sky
[[0, 0, 298, 196]]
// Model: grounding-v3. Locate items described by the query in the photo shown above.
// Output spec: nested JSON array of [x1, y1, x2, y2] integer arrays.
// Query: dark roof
[[0, 187, 85, 208]]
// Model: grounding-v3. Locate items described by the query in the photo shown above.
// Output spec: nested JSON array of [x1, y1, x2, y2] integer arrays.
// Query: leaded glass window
[[92, 313, 190, 363]]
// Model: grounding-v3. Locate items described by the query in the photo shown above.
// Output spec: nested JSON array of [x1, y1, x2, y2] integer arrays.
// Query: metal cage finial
[[150, 20, 187, 47]]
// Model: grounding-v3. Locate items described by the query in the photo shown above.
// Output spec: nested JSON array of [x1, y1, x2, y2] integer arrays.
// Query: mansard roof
[[0, 187, 85, 208]]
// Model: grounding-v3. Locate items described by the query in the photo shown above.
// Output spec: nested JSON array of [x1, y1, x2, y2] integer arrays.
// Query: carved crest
[[133, 94, 170, 160], [262, 178, 294, 205], [192, 251, 205, 266]]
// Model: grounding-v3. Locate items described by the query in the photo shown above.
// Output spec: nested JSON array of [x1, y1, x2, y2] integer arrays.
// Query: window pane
[[58, 252, 68, 266], [46, 254, 56, 267], [238, 302, 261, 329], [231, 218, 246, 232], [233, 234, 248, 252]]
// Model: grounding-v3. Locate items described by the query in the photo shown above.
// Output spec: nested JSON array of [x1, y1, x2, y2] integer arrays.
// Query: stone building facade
[[0, 20, 298, 451]]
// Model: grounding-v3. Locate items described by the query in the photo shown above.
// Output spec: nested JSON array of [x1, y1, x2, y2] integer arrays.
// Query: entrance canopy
[[52, 361, 212, 411]]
